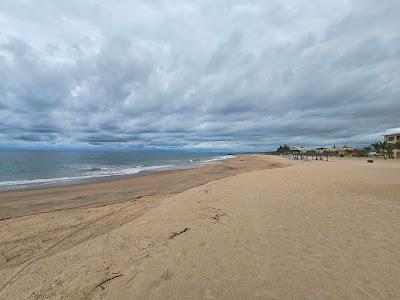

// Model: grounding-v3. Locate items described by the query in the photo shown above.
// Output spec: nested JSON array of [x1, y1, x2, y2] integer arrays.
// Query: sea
[[0, 150, 234, 191]]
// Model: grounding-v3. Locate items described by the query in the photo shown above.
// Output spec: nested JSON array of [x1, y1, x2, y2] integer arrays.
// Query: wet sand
[[1, 155, 400, 299], [0, 155, 284, 220]]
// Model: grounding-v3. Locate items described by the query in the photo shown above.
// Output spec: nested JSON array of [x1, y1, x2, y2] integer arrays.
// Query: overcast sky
[[0, 0, 399, 151]]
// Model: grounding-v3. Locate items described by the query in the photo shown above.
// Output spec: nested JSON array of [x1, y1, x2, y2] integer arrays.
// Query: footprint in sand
[[161, 269, 173, 280], [199, 241, 207, 247]]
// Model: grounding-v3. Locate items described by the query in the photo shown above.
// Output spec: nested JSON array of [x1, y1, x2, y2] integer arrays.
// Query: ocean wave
[[0, 155, 235, 190], [201, 155, 236, 163], [81, 167, 103, 172], [0, 164, 174, 190]]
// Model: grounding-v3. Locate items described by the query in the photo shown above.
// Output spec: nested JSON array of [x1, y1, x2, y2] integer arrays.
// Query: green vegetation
[[274, 140, 399, 159], [344, 149, 353, 157], [370, 140, 400, 159], [359, 146, 371, 157], [275, 145, 291, 154]]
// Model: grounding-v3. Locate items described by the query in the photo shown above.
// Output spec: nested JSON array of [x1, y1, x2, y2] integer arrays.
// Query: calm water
[[0, 150, 233, 191]]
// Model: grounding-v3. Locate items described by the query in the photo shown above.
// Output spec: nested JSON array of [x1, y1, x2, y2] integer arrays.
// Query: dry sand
[[1, 155, 400, 299]]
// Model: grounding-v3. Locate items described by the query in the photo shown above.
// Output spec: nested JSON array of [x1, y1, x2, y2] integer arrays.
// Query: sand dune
[[1, 155, 400, 299]]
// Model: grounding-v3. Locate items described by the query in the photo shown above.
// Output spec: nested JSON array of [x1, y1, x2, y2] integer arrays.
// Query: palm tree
[[372, 141, 388, 159], [370, 140, 400, 159], [372, 142, 381, 155], [395, 142, 400, 159], [361, 146, 371, 157], [379, 141, 389, 159], [387, 143, 394, 159]]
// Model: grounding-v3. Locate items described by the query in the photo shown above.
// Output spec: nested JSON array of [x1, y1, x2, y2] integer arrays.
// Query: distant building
[[384, 133, 400, 159], [338, 145, 353, 157], [352, 148, 360, 157]]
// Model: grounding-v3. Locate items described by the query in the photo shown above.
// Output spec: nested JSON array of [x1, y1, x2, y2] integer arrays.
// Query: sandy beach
[[1, 154, 400, 299]]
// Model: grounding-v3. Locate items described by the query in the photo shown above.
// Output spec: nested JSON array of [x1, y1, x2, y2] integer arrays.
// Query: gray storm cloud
[[0, 0, 399, 150]]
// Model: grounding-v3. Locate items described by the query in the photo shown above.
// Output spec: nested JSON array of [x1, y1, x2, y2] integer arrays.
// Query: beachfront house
[[338, 145, 353, 157], [384, 133, 400, 159]]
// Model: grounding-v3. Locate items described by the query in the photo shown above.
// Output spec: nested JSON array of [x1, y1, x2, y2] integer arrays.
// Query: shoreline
[[0, 154, 236, 192], [0, 154, 285, 220]]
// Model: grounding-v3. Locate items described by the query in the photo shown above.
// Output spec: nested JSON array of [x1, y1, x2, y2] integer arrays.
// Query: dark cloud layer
[[0, 0, 399, 150]]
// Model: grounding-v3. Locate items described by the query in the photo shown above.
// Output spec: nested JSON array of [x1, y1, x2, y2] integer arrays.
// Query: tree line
[[275, 141, 400, 159]]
